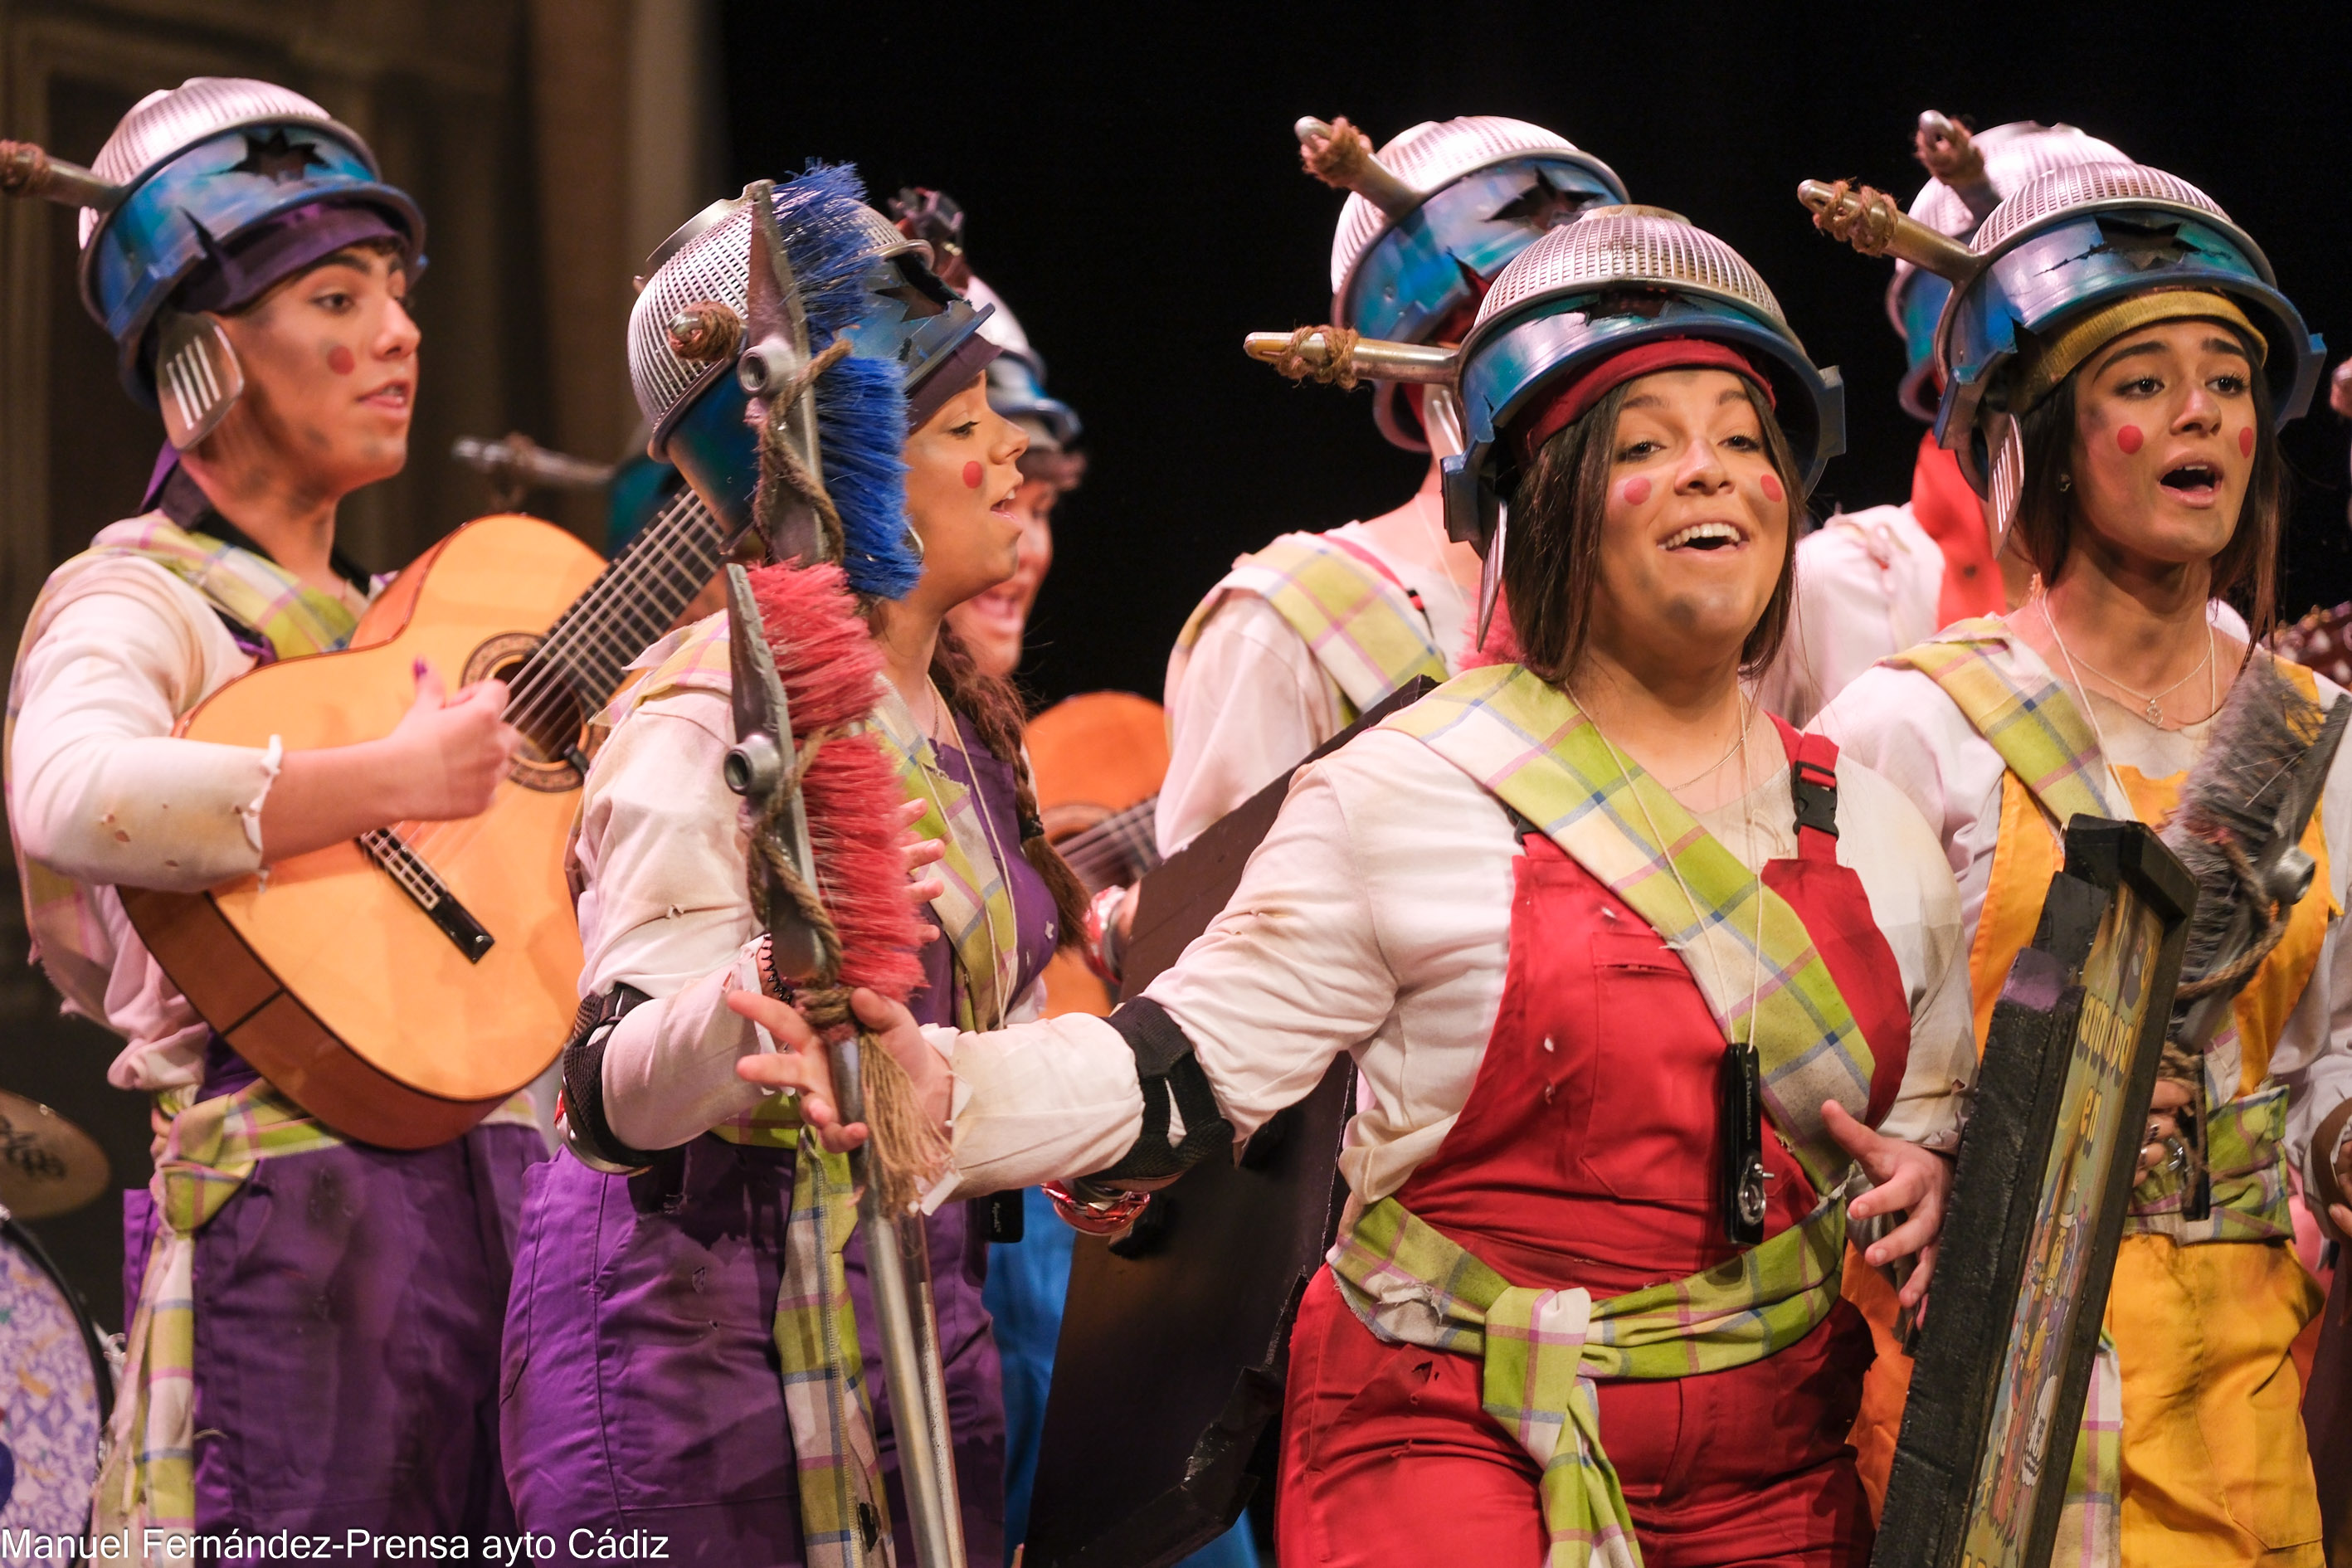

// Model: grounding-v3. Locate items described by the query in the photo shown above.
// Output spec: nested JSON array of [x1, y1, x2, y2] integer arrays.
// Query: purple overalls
[[124, 1039, 548, 1552], [499, 717, 1057, 1566]]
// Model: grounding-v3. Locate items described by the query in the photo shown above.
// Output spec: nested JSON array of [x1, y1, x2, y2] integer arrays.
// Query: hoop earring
[[905, 525, 926, 562], [2057, 472, 2072, 492]]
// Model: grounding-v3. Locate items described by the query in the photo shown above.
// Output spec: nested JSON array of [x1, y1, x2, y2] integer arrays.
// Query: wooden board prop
[[1876, 817, 2194, 1567], [1024, 676, 1437, 1568]]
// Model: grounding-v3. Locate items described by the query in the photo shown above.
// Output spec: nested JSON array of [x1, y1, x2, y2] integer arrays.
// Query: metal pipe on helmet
[[0, 140, 119, 209]]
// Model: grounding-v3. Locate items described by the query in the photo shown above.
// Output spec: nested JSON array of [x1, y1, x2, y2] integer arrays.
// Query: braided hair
[[925, 624, 1090, 951]]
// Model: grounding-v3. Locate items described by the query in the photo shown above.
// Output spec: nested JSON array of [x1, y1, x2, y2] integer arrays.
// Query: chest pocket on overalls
[[1581, 928, 1727, 1203]]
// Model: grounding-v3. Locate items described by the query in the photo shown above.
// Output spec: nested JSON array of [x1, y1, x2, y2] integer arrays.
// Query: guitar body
[[121, 515, 606, 1148], [1025, 690, 1168, 1020]]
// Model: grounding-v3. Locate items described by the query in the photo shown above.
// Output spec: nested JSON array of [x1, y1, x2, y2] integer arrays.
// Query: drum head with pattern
[[0, 1221, 109, 1546]]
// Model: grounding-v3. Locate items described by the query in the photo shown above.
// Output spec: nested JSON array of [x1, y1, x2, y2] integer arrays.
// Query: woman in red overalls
[[741, 207, 1978, 1566]]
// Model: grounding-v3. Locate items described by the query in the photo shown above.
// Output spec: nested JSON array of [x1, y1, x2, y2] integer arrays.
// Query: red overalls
[[1279, 721, 1913, 1566]]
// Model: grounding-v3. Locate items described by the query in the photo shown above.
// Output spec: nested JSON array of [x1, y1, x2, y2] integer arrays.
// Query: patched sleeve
[[10, 572, 272, 891]]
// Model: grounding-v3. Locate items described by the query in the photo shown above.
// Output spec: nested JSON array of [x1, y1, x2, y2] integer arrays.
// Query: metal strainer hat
[[1886, 119, 2132, 419], [1450, 205, 1843, 505], [1305, 114, 1628, 450], [74, 78, 422, 400], [628, 178, 995, 566], [1246, 207, 1841, 647], [1929, 160, 2322, 505]]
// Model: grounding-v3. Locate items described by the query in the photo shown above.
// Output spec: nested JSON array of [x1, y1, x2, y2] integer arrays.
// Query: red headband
[[1512, 337, 1774, 462]]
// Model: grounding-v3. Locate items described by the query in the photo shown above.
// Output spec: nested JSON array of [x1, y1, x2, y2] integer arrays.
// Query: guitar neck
[[510, 489, 736, 745], [1056, 794, 1164, 894]]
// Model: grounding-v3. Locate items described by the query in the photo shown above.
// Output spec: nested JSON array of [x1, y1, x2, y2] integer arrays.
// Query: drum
[[0, 1217, 113, 1551]]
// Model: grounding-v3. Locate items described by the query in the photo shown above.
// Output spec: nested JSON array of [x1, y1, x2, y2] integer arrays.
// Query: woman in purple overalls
[[498, 168, 1087, 1566]]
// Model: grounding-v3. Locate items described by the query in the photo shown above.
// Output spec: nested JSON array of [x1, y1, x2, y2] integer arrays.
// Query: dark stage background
[[722, 0, 2352, 711]]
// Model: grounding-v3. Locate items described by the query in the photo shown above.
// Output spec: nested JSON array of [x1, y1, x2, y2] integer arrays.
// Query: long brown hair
[[2008, 323, 2282, 640], [908, 615, 1090, 951], [1500, 377, 1806, 683]]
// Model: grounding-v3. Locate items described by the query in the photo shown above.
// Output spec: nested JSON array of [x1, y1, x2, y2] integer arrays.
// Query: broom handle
[[834, 1032, 968, 1568]]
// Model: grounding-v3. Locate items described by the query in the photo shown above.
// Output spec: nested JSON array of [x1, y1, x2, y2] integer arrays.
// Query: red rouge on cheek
[[1759, 473, 1784, 504], [2240, 426, 2255, 458], [327, 345, 356, 375], [1620, 477, 1652, 506], [962, 460, 983, 489], [2116, 425, 2144, 455]]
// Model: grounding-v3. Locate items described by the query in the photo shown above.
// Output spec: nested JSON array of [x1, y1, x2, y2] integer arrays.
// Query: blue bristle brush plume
[[754, 163, 921, 599]]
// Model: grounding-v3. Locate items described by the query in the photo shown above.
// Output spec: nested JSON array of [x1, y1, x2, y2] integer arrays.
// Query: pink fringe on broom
[[746, 561, 928, 1006]]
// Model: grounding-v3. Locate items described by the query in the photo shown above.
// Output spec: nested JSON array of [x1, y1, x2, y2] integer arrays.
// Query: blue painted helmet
[[78, 77, 423, 401], [626, 167, 996, 599], [1443, 206, 1844, 554], [1931, 161, 2323, 513], [1308, 114, 1627, 450], [1885, 120, 2130, 420]]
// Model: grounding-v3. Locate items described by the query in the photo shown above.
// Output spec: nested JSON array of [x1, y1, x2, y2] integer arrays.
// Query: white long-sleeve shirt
[[934, 724, 1977, 1205], [572, 678, 1045, 1153], [1816, 639, 2352, 1230], [7, 548, 358, 1089], [1156, 507, 1472, 857]]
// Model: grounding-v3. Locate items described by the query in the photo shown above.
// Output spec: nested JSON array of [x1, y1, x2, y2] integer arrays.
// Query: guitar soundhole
[[465, 633, 585, 793]]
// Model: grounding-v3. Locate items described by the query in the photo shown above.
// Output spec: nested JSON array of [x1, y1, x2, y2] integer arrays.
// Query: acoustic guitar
[[121, 490, 740, 1148], [1025, 690, 1169, 1018]]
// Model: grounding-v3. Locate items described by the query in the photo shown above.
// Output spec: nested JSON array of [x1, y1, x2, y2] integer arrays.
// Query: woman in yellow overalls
[[1816, 158, 2350, 1566]]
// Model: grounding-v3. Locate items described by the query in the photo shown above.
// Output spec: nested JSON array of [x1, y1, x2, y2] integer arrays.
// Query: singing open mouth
[[1663, 520, 1749, 552], [2160, 461, 2218, 504]]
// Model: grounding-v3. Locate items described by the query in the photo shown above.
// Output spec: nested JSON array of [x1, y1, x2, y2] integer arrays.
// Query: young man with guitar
[[3, 80, 540, 1549]]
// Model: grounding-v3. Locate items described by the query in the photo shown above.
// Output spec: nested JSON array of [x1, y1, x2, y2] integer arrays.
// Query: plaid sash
[[1174, 531, 1450, 721], [1331, 1195, 1847, 1567], [4, 516, 366, 1020], [864, 687, 1022, 1032], [93, 1079, 534, 1566], [1383, 664, 1875, 1192], [1887, 618, 2117, 824], [607, 611, 1042, 1566]]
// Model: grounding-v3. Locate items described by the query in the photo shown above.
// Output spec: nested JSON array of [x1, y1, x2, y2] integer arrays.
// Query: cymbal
[[0, 1089, 109, 1219]]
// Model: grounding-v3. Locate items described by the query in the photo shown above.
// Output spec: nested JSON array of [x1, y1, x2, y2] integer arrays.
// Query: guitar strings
[[394, 493, 725, 865]]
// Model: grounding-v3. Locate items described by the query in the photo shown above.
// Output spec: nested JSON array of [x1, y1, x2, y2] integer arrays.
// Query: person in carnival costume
[[1812, 158, 2350, 1566], [0, 80, 541, 1549], [743, 205, 1978, 1567], [1760, 114, 2130, 726], [884, 190, 1089, 687], [1152, 114, 1626, 859], [499, 166, 1089, 1566]]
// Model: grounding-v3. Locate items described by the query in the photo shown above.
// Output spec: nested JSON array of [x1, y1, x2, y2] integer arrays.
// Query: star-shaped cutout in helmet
[[1488, 168, 1592, 231], [227, 128, 328, 184]]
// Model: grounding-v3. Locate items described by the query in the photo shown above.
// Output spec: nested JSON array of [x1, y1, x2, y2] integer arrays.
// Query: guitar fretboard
[[504, 488, 736, 749]]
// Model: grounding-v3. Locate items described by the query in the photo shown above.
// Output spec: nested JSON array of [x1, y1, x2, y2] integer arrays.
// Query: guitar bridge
[[358, 830, 495, 962]]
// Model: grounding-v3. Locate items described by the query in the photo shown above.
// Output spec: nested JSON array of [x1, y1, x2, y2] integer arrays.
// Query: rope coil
[[1274, 324, 1363, 390], [1809, 180, 1902, 256]]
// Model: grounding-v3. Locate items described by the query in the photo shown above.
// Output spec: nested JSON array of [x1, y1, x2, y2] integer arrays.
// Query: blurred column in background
[[0, 0, 717, 1328]]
